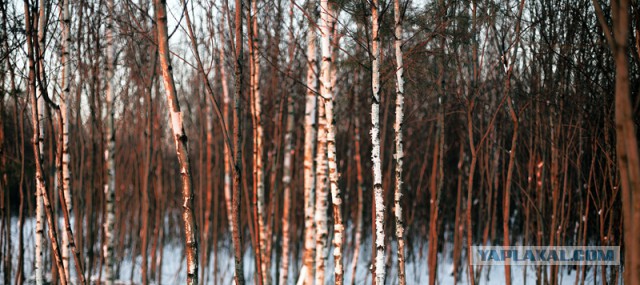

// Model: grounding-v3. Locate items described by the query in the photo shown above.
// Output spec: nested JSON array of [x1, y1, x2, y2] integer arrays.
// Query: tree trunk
[[26, 1, 46, 282], [392, 0, 406, 283], [319, 0, 344, 283], [503, 100, 518, 285], [55, 113, 87, 285], [140, 56, 156, 285], [370, 0, 385, 283], [280, 81, 294, 285], [58, 0, 72, 279], [219, 16, 234, 237], [593, 0, 640, 283], [154, 0, 200, 282], [314, 97, 328, 285], [301, 0, 318, 283], [502, 3, 524, 283], [247, 1, 267, 282], [25, 1, 68, 282], [349, 54, 364, 285], [279, 3, 296, 283], [232, 0, 246, 282], [103, 0, 116, 282]]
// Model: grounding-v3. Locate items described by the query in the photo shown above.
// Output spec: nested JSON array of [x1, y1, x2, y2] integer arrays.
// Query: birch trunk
[[24, 1, 46, 282], [232, 0, 246, 282], [103, 0, 116, 282], [35, 60, 46, 285], [35, 58, 45, 285], [55, 111, 87, 285], [59, 0, 72, 279], [392, 0, 406, 283], [319, 0, 344, 283], [279, 2, 296, 283], [370, 0, 386, 283], [301, 0, 318, 283], [247, 0, 267, 281], [280, 84, 294, 285], [57, 0, 85, 282], [25, 1, 68, 282], [314, 99, 328, 285], [154, 0, 199, 282]]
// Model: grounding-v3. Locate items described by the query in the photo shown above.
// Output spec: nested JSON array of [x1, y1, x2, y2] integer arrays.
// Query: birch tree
[[58, 0, 72, 279], [392, 0, 406, 283], [57, 0, 86, 282], [317, 0, 345, 283], [370, 0, 385, 283], [246, 1, 268, 282], [314, 94, 328, 285], [23, 1, 45, 281], [103, 0, 116, 282], [153, 0, 200, 282], [232, 0, 246, 283], [25, 0, 68, 282], [301, 0, 318, 283], [279, 1, 296, 283]]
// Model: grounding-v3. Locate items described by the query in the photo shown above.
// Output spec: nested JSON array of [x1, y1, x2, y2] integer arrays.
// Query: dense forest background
[[1, 0, 640, 284]]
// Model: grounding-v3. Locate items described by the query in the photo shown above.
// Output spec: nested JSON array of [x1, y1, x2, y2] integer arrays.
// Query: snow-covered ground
[[6, 217, 621, 284]]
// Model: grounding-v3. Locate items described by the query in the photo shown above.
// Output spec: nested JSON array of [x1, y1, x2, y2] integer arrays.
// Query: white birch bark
[[103, 0, 116, 282], [35, 80, 45, 285], [59, 0, 72, 279], [370, 0, 386, 283], [25, 2, 68, 282], [319, 1, 344, 283], [392, 0, 406, 283], [314, 100, 328, 285], [34, 2, 46, 284], [302, 0, 318, 282]]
